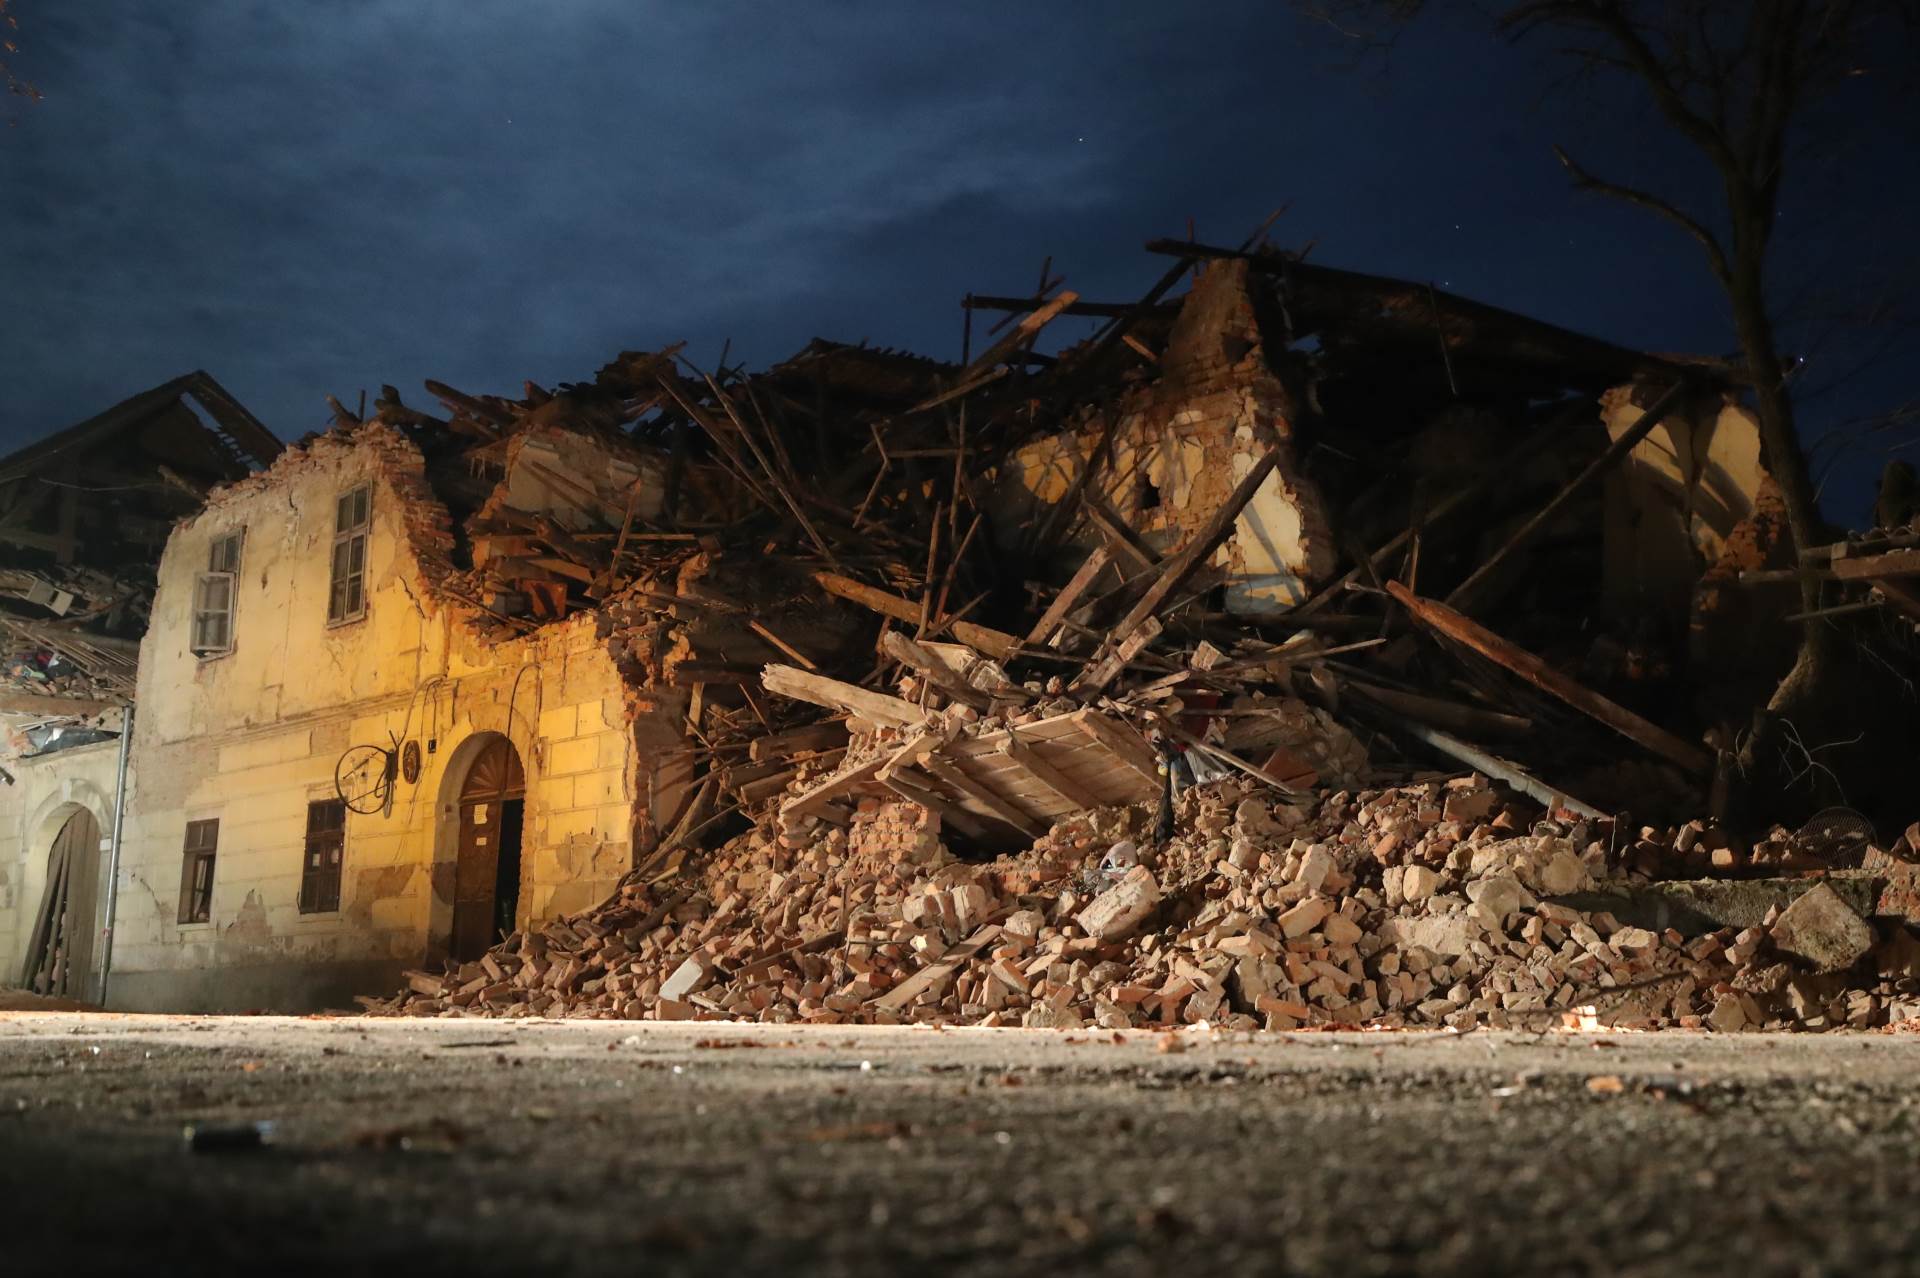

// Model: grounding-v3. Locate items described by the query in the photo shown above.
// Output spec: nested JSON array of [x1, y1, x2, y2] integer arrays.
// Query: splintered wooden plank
[[749, 721, 848, 763], [880, 630, 991, 709], [1386, 581, 1712, 775], [998, 731, 1104, 811], [1070, 709, 1162, 791], [1024, 545, 1113, 647], [1073, 445, 1283, 695], [1068, 615, 1163, 697], [811, 573, 1020, 661], [871, 925, 1002, 1011], [762, 664, 927, 729], [780, 754, 889, 821], [920, 756, 1046, 837]]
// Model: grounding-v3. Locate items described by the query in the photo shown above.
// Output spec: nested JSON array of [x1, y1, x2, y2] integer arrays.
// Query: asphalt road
[[4, 1013, 1919, 1276]]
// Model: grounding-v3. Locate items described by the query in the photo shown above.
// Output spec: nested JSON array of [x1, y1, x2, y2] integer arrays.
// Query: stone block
[[545, 736, 598, 776], [537, 705, 578, 741], [1769, 882, 1873, 972]]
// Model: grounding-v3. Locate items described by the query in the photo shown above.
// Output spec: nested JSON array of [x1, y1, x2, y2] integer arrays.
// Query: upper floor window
[[328, 485, 371, 624], [191, 530, 243, 657]]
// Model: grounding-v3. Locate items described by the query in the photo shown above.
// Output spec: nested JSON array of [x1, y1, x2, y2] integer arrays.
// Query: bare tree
[[1304, 0, 1913, 802]]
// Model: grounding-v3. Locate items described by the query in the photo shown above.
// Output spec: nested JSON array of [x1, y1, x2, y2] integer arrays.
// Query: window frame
[[299, 798, 346, 915], [177, 818, 219, 925], [190, 530, 244, 658], [327, 485, 372, 626]]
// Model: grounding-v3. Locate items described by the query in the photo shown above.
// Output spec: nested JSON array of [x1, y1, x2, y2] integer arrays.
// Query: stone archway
[[18, 806, 103, 1000], [441, 734, 526, 962]]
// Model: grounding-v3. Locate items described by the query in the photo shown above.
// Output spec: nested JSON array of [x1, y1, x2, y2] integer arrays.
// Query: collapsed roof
[[0, 371, 282, 725]]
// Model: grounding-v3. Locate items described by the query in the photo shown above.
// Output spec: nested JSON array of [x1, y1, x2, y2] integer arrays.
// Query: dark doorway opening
[[20, 808, 100, 1000], [453, 737, 525, 962], [493, 798, 524, 947]]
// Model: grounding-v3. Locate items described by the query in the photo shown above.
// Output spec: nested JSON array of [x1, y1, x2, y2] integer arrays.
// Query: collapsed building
[[8, 236, 1918, 1017]]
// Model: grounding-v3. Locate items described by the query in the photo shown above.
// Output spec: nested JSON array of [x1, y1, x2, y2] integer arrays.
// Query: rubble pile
[[370, 773, 1920, 1032], [354, 233, 1918, 1033]]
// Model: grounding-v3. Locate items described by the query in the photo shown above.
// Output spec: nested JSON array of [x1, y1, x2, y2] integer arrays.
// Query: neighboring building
[[1, 372, 281, 1003]]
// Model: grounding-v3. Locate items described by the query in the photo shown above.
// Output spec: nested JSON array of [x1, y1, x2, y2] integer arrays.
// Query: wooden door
[[452, 739, 524, 962], [20, 809, 100, 999]]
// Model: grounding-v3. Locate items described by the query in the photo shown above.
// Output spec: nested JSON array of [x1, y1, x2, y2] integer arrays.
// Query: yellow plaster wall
[[109, 431, 678, 1011], [1601, 386, 1767, 617]]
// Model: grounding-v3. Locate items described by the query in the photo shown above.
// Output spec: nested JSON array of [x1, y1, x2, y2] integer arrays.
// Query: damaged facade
[[104, 424, 683, 1010]]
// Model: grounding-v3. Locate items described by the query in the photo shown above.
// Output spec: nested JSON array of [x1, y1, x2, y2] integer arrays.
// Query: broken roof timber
[[1143, 238, 1695, 391]]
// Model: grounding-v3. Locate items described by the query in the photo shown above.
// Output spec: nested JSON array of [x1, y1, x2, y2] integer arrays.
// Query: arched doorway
[[451, 736, 525, 962], [19, 808, 101, 999]]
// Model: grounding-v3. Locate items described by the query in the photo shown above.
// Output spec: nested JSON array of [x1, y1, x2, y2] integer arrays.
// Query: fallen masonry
[[367, 770, 1920, 1032]]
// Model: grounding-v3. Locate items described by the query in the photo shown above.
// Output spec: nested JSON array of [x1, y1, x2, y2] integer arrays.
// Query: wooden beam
[[999, 732, 1103, 810], [1070, 709, 1162, 790], [779, 755, 889, 822], [812, 572, 1019, 661], [879, 630, 991, 709], [1387, 581, 1712, 775], [1395, 721, 1606, 820], [749, 721, 848, 763], [1073, 443, 1283, 695], [907, 291, 1080, 413], [1872, 577, 1920, 620], [1831, 548, 1920, 581], [881, 768, 996, 842], [919, 757, 1046, 837], [761, 664, 926, 729], [1069, 616, 1163, 696], [1446, 380, 1690, 611], [871, 925, 1001, 1011], [748, 620, 820, 671], [1083, 499, 1160, 575], [0, 691, 118, 716], [1025, 545, 1114, 648]]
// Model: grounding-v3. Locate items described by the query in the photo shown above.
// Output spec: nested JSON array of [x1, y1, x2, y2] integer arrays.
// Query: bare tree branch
[[1551, 144, 1734, 286]]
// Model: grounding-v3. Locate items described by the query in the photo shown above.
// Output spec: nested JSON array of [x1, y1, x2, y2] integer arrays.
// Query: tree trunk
[[1725, 238, 1844, 815]]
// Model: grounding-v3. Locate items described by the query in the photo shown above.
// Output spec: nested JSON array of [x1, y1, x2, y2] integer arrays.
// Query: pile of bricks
[[368, 772, 1920, 1032]]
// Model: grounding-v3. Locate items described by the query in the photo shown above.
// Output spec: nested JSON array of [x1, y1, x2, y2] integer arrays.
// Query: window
[[191, 530, 243, 657], [177, 819, 218, 924], [300, 799, 346, 914], [328, 485, 371, 624]]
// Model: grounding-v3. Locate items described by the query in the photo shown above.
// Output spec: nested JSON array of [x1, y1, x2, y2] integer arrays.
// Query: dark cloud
[[2, 2, 1913, 519]]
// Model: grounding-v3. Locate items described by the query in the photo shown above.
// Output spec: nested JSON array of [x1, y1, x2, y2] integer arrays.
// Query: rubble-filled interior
[[1, 371, 282, 734], [333, 236, 1920, 1032]]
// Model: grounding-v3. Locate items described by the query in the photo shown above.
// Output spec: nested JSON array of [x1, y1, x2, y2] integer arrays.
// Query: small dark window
[[328, 485, 371, 624], [192, 531, 243, 656], [177, 819, 218, 924], [300, 799, 346, 914]]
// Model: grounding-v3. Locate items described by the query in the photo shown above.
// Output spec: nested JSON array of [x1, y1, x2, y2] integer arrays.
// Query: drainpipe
[[96, 703, 135, 1008]]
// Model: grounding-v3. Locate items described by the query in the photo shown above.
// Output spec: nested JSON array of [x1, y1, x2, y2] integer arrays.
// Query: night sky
[[3, 3, 1914, 524]]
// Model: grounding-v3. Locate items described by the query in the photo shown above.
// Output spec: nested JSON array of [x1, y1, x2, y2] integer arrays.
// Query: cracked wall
[[108, 427, 679, 1012], [993, 260, 1337, 614]]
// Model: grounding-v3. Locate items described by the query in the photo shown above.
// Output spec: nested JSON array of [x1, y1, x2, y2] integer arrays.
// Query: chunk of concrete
[[1769, 882, 1873, 972], [1076, 864, 1160, 942]]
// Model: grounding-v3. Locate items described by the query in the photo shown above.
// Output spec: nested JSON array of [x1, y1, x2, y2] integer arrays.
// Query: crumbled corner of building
[[8, 238, 1918, 1021]]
